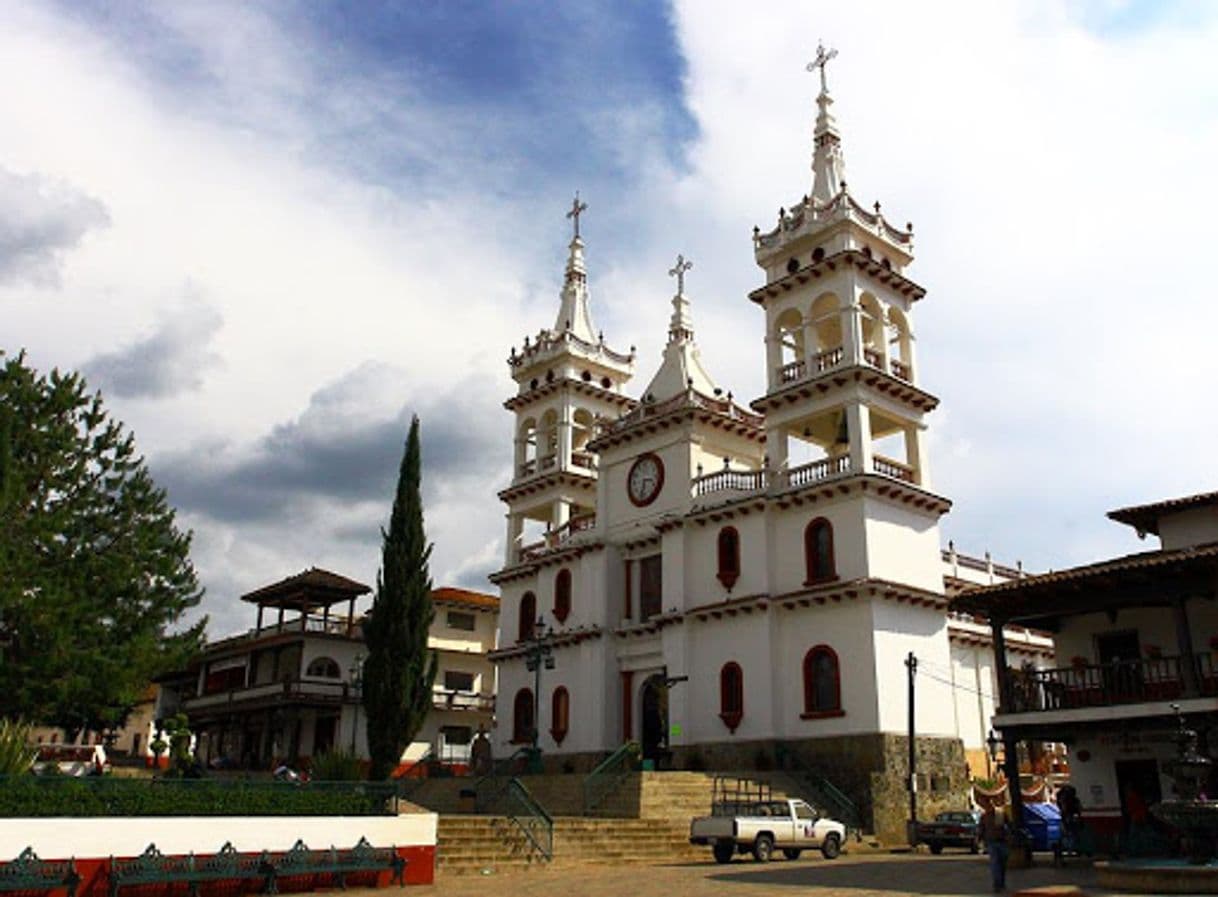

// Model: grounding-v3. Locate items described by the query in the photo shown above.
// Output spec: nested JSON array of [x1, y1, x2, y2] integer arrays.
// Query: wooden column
[[621, 671, 634, 741], [1174, 596, 1200, 697], [1002, 729, 1024, 837], [256, 605, 264, 635], [348, 597, 356, 635], [991, 619, 1011, 713]]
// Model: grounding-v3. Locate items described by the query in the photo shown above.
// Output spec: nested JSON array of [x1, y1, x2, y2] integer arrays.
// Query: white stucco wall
[[1157, 505, 1218, 550]]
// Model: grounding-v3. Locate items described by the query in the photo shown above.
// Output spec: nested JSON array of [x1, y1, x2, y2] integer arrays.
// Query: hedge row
[[0, 777, 398, 817]]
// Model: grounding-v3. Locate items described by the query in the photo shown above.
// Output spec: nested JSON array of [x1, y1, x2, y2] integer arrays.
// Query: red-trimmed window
[[550, 686, 570, 745], [518, 591, 537, 642], [553, 569, 572, 623], [802, 645, 842, 718], [716, 527, 740, 590], [804, 518, 836, 584], [719, 662, 744, 733], [512, 688, 535, 744]]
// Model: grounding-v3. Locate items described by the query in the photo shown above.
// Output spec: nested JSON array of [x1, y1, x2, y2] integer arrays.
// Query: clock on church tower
[[627, 453, 664, 506]]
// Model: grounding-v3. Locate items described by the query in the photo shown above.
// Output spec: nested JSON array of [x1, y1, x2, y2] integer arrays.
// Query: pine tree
[[362, 415, 437, 780], [0, 351, 205, 736]]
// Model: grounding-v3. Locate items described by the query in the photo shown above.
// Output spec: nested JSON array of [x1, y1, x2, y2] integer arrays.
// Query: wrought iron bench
[[268, 838, 405, 893], [0, 848, 80, 897], [109, 843, 272, 897]]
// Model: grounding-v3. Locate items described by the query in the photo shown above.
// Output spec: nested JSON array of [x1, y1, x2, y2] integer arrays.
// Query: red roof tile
[[1108, 490, 1218, 535], [431, 587, 499, 610], [241, 567, 371, 608]]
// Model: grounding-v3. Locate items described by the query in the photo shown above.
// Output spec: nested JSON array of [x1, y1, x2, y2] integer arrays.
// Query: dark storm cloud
[[85, 300, 223, 398], [0, 167, 110, 286], [154, 363, 508, 525]]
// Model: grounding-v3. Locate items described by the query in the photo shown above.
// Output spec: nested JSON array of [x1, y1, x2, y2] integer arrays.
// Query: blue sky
[[4, 0, 1218, 636]]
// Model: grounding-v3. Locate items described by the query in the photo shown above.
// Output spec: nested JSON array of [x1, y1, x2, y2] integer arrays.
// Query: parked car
[[916, 810, 982, 854], [32, 744, 108, 776], [690, 798, 846, 863]]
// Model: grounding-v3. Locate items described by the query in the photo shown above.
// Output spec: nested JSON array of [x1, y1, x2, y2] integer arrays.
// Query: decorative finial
[[806, 41, 838, 94], [566, 191, 588, 239], [668, 253, 693, 294], [874, 201, 881, 214]]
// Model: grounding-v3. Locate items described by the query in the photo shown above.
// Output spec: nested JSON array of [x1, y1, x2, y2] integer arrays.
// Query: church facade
[[488, 55, 1048, 840]]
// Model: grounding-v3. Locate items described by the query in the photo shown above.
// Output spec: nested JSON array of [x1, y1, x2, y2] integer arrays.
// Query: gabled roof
[[241, 567, 371, 610], [432, 587, 499, 611], [1107, 490, 1218, 536]]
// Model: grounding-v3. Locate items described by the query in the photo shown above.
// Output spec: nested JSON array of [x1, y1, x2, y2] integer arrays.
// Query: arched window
[[518, 592, 537, 642], [804, 518, 836, 584], [802, 646, 842, 718], [306, 657, 340, 678], [550, 687, 570, 745], [716, 527, 741, 589], [512, 688, 535, 744], [553, 569, 572, 623], [719, 663, 744, 733]]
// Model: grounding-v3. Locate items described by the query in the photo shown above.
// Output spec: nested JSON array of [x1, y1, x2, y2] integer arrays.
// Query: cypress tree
[[362, 415, 437, 780]]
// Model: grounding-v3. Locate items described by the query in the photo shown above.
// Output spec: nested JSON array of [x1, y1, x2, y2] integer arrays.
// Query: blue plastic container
[[1021, 801, 1063, 851]]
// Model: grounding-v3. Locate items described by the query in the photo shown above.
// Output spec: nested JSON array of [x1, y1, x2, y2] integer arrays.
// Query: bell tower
[[750, 45, 949, 589], [499, 196, 635, 566]]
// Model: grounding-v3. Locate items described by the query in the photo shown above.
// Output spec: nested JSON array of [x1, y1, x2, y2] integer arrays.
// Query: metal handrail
[[474, 776, 552, 861], [582, 741, 637, 814], [774, 744, 862, 834]]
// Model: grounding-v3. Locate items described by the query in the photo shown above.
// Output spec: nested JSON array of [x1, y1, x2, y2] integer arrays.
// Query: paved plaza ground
[[410, 853, 1116, 897]]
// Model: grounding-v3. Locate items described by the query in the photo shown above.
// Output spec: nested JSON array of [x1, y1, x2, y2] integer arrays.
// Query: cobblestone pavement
[[410, 853, 1112, 897]]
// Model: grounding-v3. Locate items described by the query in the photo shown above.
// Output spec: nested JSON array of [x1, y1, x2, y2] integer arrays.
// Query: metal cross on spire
[[668, 253, 693, 294], [566, 192, 588, 239], [806, 40, 838, 94]]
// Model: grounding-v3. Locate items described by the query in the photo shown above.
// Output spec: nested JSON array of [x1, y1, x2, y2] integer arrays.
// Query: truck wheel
[[713, 843, 734, 864], [782, 848, 802, 860], [929, 842, 943, 855], [752, 834, 774, 863], [820, 833, 841, 860]]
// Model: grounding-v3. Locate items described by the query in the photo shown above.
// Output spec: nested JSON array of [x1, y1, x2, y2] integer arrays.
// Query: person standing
[[981, 802, 1010, 893]]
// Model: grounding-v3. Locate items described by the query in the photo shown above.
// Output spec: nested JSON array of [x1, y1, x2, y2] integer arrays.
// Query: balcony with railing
[[183, 677, 354, 712], [432, 689, 496, 713], [872, 455, 915, 483], [518, 514, 597, 562], [693, 467, 767, 497], [1000, 654, 1218, 716], [773, 345, 913, 389], [517, 451, 596, 481]]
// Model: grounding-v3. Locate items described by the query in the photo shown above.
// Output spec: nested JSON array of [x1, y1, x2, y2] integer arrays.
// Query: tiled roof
[[1107, 490, 1218, 535], [950, 542, 1218, 619], [432, 587, 499, 610], [241, 567, 371, 606]]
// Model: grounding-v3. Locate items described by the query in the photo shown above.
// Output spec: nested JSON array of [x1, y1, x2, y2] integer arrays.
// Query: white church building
[[488, 51, 1050, 840]]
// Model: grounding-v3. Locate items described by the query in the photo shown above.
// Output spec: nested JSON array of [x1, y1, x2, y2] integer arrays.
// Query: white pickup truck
[[689, 798, 846, 863]]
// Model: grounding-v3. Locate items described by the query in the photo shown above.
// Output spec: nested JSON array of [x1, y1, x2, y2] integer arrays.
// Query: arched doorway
[[640, 674, 668, 765]]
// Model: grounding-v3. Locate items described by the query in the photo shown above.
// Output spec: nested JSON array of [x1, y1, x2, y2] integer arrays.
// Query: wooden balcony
[[432, 690, 495, 713], [1001, 654, 1218, 715], [184, 677, 354, 713]]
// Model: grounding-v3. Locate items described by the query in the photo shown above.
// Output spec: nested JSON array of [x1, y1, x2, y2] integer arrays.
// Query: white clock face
[[628, 454, 663, 506]]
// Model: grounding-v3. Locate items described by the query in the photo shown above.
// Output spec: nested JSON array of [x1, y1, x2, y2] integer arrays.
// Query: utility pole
[[906, 651, 918, 845]]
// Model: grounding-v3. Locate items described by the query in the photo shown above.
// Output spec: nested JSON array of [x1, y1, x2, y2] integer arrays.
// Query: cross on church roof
[[806, 40, 838, 94], [668, 253, 693, 294], [566, 192, 588, 239]]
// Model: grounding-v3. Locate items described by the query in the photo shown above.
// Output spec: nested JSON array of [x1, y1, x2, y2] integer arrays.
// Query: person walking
[[981, 801, 1010, 893]]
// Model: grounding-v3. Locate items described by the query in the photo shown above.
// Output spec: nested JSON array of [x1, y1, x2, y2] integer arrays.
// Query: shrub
[[0, 721, 35, 776], [311, 749, 364, 782], [0, 777, 397, 817]]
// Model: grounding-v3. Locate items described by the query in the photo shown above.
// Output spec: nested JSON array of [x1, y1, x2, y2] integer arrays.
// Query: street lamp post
[[986, 728, 1001, 779], [523, 616, 555, 767], [349, 652, 365, 755]]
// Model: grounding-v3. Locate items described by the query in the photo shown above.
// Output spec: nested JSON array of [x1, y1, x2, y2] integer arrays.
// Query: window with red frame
[[719, 662, 743, 733], [553, 569, 572, 623], [804, 518, 836, 583], [550, 686, 570, 744], [802, 645, 842, 717], [716, 527, 740, 589], [512, 688, 535, 743], [518, 591, 537, 642]]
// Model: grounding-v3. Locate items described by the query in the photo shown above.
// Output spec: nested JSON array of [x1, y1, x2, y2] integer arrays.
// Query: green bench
[[0, 848, 80, 897], [267, 837, 406, 893], [109, 843, 272, 897]]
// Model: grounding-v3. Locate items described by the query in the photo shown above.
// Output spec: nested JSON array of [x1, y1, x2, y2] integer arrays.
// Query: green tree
[[0, 351, 205, 738], [362, 416, 437, 780]]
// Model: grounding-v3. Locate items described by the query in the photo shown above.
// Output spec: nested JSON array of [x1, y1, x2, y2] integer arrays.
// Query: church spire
[[553, 192, 597, 342], [806, 42, 846, 206], [641, 253, 718, 401]]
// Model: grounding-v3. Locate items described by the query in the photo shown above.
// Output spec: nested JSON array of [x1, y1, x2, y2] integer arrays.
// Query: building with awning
[[951, 491, 1218, 845]]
